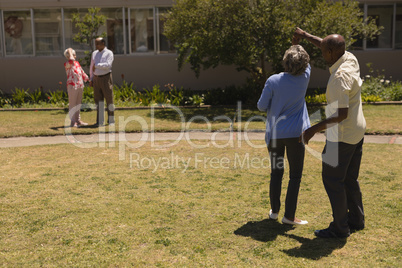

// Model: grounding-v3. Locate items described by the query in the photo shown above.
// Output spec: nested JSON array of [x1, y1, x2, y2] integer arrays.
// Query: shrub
[[203, 85, 251, 106], [188, 94, 204, 106], [361, 63, 402, 101], [2, 74, 399, 109], [144, 85, 168, 105], [29, 87, 45, 104], [46, 90, 68, 106], [12, 87, 30, 107], [305, 94, 326, 104], [167, 84, 185, 106], [82, 86, 94, 104], [0, 90, 11, 108], [382, 80, 402, 101], [362, 95, 382, 103], [113, 81, 138, 103], [361, 75, 385, 97]]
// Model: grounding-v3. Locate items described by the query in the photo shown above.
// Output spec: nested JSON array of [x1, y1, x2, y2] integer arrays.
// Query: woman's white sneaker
[[282, 216, 308, 225], [269, 209, 278, 220]]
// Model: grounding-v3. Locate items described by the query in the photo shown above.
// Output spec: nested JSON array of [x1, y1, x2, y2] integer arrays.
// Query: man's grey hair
[[282, 45, 310, 76], [64, 48, 76, 60]]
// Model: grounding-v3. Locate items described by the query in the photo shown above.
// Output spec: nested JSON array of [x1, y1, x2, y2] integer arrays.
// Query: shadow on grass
[[49, 124, 100, 131], [148, 108, 268, 125], [149, 107, 325, 125], [235, 219, 347, 260], [234, 219, 294, 242], [281, 233, 347, 260]]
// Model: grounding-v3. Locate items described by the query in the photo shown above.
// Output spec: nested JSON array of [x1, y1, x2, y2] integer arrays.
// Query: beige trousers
[[67, 85, 83, 125]]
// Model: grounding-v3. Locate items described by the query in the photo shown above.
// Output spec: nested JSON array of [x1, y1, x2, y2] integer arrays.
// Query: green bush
[[144, 85, 168, 105], [362, 95, 382, 103], [362, 76, 384, 97], [0, 90, 11, 108], [82, 86, 94, 104], [203, 85, 251, 106], [167, 85, 185, 106], [189, 94, 204, 106], [111, 82, 206, 107], [113, 81, 138, 103], [11, 87, 30, 107], [29, 87, 45, 104], [46, 90, 68, 106], [305, 94, 326, 104], [1, 73, 399, 110], [362, 63, 402, 101], [382, 80, 402, 101]]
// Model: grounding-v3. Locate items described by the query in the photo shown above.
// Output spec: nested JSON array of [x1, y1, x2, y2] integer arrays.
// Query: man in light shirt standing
[[294, 28, 366, 238], [90, 37, 115, 126]]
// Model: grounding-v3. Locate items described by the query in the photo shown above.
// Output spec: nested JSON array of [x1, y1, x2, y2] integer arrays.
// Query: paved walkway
[[0, 132, 400, 148]]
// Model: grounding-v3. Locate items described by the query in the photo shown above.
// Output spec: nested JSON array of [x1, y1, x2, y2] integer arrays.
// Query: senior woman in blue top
[[257, 45, 311, 225]]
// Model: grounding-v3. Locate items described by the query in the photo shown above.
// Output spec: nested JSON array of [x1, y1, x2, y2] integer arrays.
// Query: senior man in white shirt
[[294, 28, 366, 239], [90, 37, 114, 126]]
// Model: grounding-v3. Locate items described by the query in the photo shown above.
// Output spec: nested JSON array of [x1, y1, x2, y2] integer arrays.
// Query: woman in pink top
[[64, 48, 89, 127]]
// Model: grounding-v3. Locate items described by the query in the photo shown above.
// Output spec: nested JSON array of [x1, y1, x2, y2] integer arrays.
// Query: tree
[[71, 7, 107, 67], [164, 0, 381, 88]]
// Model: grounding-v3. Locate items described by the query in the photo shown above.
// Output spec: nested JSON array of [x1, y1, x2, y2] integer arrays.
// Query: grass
[[0, 105, 401, 138], [0, 140, 400, 266]]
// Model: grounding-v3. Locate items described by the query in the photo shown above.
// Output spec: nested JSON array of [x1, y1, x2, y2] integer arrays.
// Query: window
[[64, 8, 126, 55], [63, 8, 92, 54], [367, 5, 394, 49], [157, 7, 175, 54], [396, 5, 402, 49], [34, 9, 62, 56], [0, 7, 176, 57], [98, 8, 125, 55], [0, 11, 3, 57], [129, 8, 154, 53], [3, 10, 33, 56]]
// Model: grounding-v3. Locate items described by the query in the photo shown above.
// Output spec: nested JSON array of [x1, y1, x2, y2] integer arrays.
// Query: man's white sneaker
[[282, 216, 308, 225], [269, 209, 278, 220]]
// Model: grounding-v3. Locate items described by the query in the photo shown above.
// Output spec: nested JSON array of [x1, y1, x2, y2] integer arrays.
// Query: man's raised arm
[[294, 27, 323, 48]]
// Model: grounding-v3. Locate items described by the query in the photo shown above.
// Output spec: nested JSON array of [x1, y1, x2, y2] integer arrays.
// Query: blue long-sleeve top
[[257, 64, 311, 144]]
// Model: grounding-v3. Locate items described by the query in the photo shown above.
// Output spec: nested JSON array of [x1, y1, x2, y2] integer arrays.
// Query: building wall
[[2, 49, 399, 93], [0, 0, 401, 93], [0, 54, 249, 93], [309, 50, 402, 89]]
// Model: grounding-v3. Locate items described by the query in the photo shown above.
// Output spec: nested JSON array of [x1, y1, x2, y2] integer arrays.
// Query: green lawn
[[0, 105, 401, 138], [0, 141, 400, 266]]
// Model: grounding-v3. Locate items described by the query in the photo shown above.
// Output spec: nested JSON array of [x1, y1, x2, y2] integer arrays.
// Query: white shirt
[[325, 51, 366, 144], [90, 47, 114, 80]]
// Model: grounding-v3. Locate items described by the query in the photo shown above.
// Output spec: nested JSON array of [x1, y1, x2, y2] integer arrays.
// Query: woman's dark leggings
[[268, 138, 305, 219]]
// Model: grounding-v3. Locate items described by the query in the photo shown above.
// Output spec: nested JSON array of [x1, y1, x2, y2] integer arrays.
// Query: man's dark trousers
[[322, 138, 365, 236], [93, 73, 114, 125]]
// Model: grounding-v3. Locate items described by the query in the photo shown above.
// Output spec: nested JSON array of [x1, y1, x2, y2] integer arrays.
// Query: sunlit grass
[[0, 105, 401, 138], [0, 141, 400, 266]]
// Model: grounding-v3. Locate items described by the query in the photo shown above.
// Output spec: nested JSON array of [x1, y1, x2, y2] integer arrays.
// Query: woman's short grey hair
[[282, 45, 310, 76], [64, 48, 76, 60]]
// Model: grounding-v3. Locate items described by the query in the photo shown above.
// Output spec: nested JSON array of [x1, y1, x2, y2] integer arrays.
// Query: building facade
[[0, 0, 401, 93]]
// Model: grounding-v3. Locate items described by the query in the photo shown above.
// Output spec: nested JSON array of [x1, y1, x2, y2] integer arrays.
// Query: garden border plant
[[0, 63, 401, 109]]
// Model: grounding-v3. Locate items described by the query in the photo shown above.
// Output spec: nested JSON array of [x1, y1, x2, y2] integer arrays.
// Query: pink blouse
[[64, 60, 89, 89]]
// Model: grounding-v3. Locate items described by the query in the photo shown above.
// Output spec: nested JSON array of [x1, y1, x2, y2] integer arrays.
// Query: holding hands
[[300, 128, 316, 145]]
